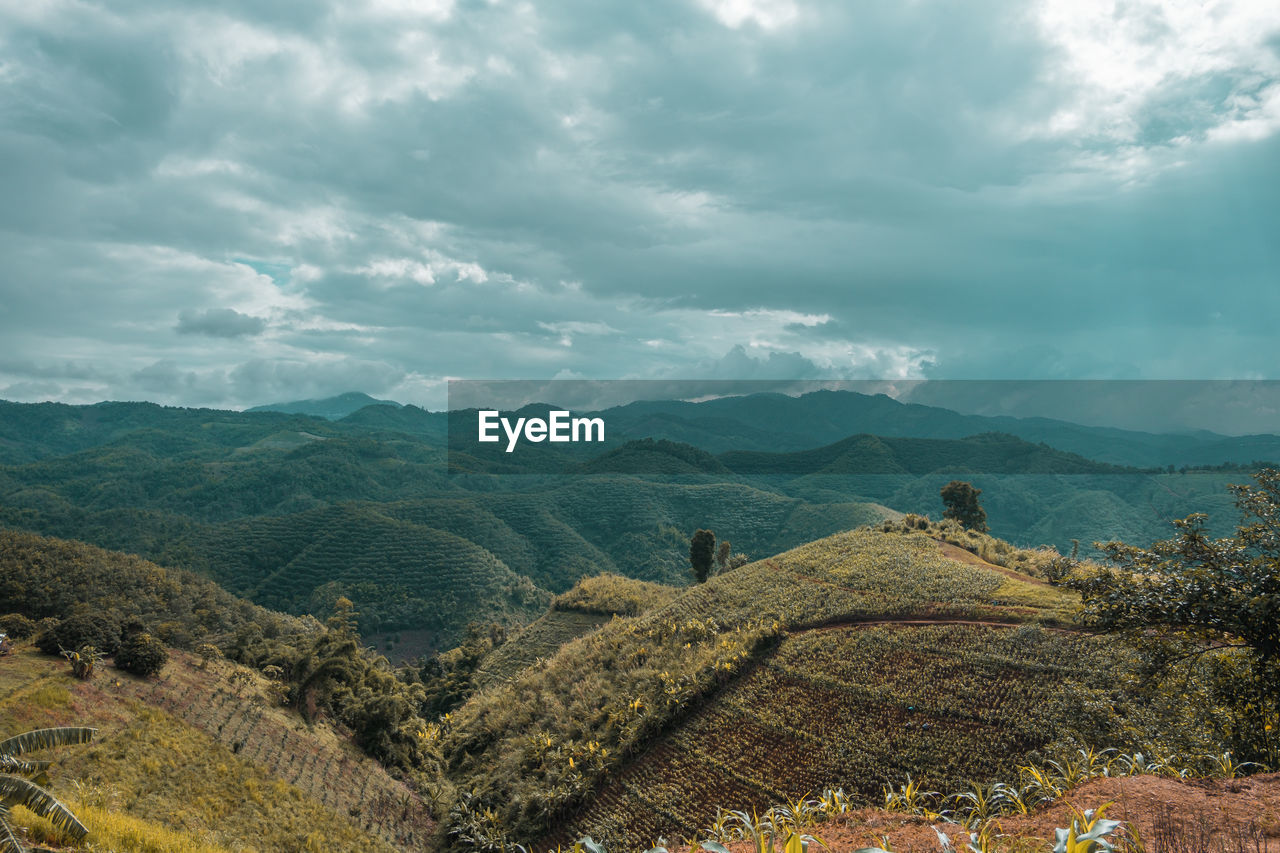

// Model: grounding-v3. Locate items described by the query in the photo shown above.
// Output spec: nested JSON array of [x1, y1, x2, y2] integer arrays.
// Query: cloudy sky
[[2, 0, 1278, 411]]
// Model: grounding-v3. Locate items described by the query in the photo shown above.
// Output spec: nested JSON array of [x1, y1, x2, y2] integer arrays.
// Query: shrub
[[114, 632, 169, 677], [195, 642, 221, 669], [37, 612, 123, 656], [0, 613, 38, 640]]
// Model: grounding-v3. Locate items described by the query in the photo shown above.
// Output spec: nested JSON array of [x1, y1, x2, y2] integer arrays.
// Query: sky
[[2, 0, 1279, 414]]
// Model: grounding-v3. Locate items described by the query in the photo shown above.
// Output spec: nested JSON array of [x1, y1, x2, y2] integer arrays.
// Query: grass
[[11, 801, 237, 853], [551, 573, 680, 617]]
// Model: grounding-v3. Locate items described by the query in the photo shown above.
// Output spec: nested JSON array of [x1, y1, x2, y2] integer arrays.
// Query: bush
[[114, 632, 168, 677], [0, 613, 38, 640], [37, 612, 123, 656]]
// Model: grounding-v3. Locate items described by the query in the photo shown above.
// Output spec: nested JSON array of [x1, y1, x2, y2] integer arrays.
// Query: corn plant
[[988, 781, 1029, 815], [1017, 763, 1064, 806], [1105, 752, 1168, 778], [815, 787, 851, 818], [883, 776, 942, 816], [934, 823, 1004, 853], [700, 809, 742, 844], [948, 781, 1007, 828], [1205, 750, 1263, 779], [1052, 804, 1122, 853], [721, 807, 778, 853], [772, 792, 821, 832]]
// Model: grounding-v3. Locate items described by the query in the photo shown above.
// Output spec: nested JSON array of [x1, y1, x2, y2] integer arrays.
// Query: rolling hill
[[595, 389, 1280, 468], [434, 523, 1104, 849]]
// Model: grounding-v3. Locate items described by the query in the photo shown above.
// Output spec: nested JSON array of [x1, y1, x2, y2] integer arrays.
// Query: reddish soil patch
[[719, 773, 1280, 852]]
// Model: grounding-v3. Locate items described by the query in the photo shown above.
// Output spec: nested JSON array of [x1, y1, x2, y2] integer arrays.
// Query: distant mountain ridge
[[247, 391, 403, 419], [595, 389, 1280, 468]]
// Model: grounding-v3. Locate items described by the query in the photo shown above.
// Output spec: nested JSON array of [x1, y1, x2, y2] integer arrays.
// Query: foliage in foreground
[[0, 726, 95, 853], [880, 747, 1269, 828], [1071, 467, 1280, 766], [613, 747, 1263, 853]]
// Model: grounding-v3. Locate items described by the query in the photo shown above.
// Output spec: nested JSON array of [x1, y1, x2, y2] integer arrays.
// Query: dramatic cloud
[[1, 0, 1277, 412]]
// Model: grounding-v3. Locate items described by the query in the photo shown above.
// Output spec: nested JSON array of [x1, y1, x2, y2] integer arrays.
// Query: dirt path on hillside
[[800, 616, 1080, 633]]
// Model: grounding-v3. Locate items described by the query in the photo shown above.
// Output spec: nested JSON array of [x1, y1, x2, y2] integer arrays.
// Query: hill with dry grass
[[0, 646, 433, 853]]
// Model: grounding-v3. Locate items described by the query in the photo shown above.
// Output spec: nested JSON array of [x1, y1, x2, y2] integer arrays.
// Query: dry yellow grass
[[0, 648, 405, 853]]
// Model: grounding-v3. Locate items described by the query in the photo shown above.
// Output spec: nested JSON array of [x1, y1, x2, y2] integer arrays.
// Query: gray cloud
[[176, 308, 267, 338], [0, 0, 1277, 416]]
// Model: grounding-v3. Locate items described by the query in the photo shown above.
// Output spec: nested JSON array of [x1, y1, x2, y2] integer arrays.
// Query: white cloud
[[1031, 0, 1280, 153], [698, 0, 799, 31]]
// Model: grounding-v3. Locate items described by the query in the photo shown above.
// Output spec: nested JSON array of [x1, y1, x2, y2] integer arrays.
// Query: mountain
[[0, 396, 1266, 654], [339, 402, 448, 440], [581, 438, 729, 474], [599, 390, 1280, 468], [719, 431, 1136, 475], [247, 391, 404, 419]]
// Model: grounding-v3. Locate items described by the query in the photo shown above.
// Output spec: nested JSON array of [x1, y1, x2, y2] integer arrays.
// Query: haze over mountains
[[247, 392, 405, 420], [242, 387, 1280, 468]]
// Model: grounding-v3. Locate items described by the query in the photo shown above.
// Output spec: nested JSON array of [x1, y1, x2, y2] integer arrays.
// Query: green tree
[[940, 480, 988, 532], [1071, 467, 1280, 764], [689, 529, 715, 584], [0, 726, 95, 853]]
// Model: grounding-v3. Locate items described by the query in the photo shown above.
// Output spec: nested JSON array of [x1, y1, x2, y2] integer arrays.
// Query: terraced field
[[440, 527, 1088, 848], [0, 649, 430, 853], [117, 651, 436, 851], [474, 609, 612, 687], [548, 622, 1119, 851]]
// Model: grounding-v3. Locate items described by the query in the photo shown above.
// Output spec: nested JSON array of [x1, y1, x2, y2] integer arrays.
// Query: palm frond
[[0, 728, 95, 758], [0, 805, 27, 853], [0, 757, 48, 777], [0, 775, 89, 839]]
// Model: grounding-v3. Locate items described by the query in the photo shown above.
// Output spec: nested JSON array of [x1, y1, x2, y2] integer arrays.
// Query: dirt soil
[[720, 773, 1280, 852], [934, 539, 1050, 586]]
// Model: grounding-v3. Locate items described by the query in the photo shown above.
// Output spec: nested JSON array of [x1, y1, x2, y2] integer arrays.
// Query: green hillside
[[720, 432, 1136, 475], [434, 524, 1086, 849], [550, 622, 1120, 850], [0, 398, 1267, 656], [475, 574, 679, 687]]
